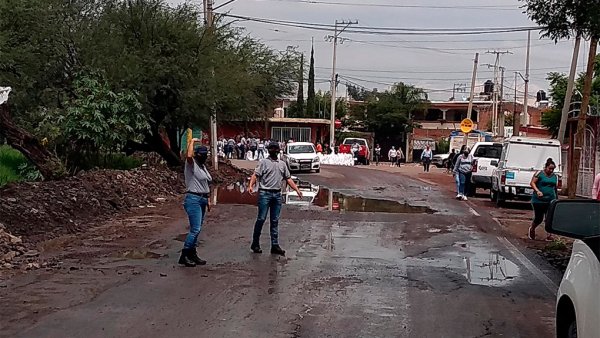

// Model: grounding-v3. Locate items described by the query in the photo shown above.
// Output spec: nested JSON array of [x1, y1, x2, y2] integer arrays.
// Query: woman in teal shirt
[[528, 158, 558, 240]]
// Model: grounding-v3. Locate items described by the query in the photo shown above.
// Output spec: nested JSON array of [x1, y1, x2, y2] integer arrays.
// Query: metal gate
[[577, 126, 596, 197], [271, 127, 311, 143]]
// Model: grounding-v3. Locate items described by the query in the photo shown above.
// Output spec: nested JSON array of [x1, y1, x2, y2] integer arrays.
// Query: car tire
[[315, 168, 321, 173]]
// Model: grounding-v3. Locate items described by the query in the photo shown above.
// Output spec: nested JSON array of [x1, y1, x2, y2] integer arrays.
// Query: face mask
[[195, 154, 207, 165], [268, 150, 278, 159], [463, 151, 469, 156]]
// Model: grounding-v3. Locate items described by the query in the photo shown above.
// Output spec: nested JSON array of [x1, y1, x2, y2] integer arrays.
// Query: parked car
[[339, 138, 370, 165], [470, 142, 503, 191], [490, 137, 562, 206], [282, 142, 320, 173], [545, 199, 600, 338], [432, 153, 451, 168]]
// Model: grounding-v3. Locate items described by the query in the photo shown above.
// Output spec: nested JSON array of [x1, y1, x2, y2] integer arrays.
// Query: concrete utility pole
[[204, 0, 218, 169], [463, 53, 479, 145], [498, 66, 506, 137], [514, 72, 518, 136], [522, 30, 531, 128], [486, 50, 512, 137], [557, 35, 581, 144], [326, 20, 358, 149]]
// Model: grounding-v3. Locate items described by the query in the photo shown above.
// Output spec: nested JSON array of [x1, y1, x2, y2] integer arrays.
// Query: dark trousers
[[423, 159, 431, 172]]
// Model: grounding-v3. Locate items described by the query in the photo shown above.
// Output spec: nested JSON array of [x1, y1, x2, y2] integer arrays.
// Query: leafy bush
[[0, 145, 28, 186], [436, 138, 450, 154], [72, 153, 143, 171]]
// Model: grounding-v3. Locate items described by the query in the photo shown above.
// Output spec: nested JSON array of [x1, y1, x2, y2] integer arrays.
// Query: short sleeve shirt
[[185, 160, 212, 194], [255, 158, 291, 190]]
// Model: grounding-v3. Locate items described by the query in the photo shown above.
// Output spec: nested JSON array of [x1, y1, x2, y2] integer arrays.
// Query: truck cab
[[339, 138, 370, 165], [490, 137, 562, 206]]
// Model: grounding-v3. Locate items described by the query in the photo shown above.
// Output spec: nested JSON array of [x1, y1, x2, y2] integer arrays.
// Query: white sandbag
[[320, 153, 354, 166]]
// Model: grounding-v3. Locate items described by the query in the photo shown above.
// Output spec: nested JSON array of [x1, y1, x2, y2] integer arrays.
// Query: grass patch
[[74, 153, 143, 171], [544, 239, 568, 251], [0, 145, 28, 186]]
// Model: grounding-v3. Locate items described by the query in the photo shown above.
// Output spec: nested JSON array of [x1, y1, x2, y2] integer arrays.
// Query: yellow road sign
[[460, 118, 474, 133]]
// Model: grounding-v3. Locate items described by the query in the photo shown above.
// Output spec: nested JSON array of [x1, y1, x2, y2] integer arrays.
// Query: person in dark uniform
[[179, 138, 212, 267], [248, 142, 303, 256]]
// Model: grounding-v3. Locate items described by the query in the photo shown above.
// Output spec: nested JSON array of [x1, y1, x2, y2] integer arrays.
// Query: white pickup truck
[[490, 137, 562, 206], [470, 142, 503, 192]]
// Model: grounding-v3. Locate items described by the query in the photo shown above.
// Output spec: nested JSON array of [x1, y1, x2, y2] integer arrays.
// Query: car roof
[[287, 142, 314, 146], [506, 136, 561, 145]]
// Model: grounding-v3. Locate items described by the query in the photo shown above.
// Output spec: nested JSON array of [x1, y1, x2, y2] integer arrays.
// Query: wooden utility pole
[[558, 35, 581, 144], [463, 52, 479, 145], [569, 37, 599, 198], [204, 0, 218, 169]]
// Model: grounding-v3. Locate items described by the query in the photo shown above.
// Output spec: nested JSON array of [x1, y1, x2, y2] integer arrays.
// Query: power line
[[219, 13, 541, 36], [264, 0, 520, 11]]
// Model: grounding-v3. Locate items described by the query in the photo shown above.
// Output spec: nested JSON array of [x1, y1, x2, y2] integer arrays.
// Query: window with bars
[[271, 127, 311, 143]]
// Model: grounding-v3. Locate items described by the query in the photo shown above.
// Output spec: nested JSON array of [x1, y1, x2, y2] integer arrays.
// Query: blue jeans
[[455, 174, 461, 194], [458, 172, 471, 196], [183, 194, 208, 250], [252, 191, 282, 246]]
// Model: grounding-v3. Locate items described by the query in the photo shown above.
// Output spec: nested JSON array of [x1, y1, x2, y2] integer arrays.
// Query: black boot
[[189, 248, 207, 266], [271, 245, 285, 256], [178, 249, 196, 267], [251, 243, 263, 254]]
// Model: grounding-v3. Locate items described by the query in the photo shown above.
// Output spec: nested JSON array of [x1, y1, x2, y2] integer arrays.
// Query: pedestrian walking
[[453, 147, 474, 201], [388, 147, 397, 167], [227, 138, 235, 159], [421, 145, 433, 172], [529, 158, 559, 240], [446, 149, 456, 174], [250, 138, 258, 159], [396, 147, 405, 167], [593, 172, 600, 200], [248, 142, 303, 256], [178, 139, 212, 267], [374, 144, 381, 166], [257, 140, 266, 160]]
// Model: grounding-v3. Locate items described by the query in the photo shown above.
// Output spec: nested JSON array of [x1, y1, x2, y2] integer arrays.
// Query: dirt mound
[[0, 161, 247, 245]]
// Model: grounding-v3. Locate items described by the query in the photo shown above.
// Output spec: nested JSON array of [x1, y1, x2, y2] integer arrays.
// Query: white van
[[490, 137, 562, 206]]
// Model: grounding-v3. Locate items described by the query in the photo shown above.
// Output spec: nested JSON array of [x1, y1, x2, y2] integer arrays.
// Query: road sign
[[460, 118, 474, 133]]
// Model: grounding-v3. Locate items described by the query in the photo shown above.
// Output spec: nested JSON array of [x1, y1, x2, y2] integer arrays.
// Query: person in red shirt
[[316, 142, 323, 153]]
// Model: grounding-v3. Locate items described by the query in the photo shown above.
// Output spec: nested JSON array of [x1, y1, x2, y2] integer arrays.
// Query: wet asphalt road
[[2, 165, 559, 338]]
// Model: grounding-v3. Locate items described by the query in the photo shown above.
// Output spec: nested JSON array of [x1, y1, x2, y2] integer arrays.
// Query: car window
[[288, 145, 315, 154], [343, 139, 366, 146], [474, 145, 502, 159]]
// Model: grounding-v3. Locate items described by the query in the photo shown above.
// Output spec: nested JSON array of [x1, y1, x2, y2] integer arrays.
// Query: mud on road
[[0, 164, 560, 337]]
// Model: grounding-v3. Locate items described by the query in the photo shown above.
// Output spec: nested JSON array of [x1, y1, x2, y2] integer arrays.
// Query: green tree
[[307, 45, 316, 117], [295, 53, 305, 117]]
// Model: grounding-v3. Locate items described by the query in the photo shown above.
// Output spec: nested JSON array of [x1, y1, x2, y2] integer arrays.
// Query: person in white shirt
[[257, 141, 266, 160], [593, 173, 600, 200], [421, 145, 433, 172], [388, 147, 398, 167]]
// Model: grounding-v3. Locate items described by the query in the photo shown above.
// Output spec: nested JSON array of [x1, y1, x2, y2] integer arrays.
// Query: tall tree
[[307, 43, 316, 118], [296, 53, 305, 118], [522, 0, 600, 197]]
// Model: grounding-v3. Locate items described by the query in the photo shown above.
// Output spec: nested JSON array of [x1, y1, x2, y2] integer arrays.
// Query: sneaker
[[456, 194, 462, 200], [251, 244, 263, 254], [462, 196, 468, 201]]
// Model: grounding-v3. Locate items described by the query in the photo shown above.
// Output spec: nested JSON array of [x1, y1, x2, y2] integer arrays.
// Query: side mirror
[[491, 160, 499, 167], [545, 200, 600, 239]]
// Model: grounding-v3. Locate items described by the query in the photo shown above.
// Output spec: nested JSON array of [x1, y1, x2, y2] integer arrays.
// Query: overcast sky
[[169, 0, 589, 101]]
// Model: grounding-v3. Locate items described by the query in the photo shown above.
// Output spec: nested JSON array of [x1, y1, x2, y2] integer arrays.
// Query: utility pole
[[514, 72, 518, 136], [522, 30, 531, 129], [451, 83, 466, 101], [204, 0, 218, 169], [486, 50, 512, 137], [463, 53, 479, 147], [557, 35, 581, 144], [463, 52, 479, 146], [326, 20, 358, 149], [498, 66, 506, 137]]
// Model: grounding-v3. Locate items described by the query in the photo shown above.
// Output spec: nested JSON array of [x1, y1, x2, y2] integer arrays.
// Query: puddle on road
[[457, 243, 519, 287], [210, 180, 433, 214]]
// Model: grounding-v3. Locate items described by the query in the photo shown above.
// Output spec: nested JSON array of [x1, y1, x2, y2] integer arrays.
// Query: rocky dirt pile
[[0, 161, 247, 245], [0, 223, 41, 271]]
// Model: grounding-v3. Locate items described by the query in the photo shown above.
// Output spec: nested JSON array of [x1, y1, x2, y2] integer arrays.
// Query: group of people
[[179, 138, 303, 267], [217, 136, 271, 161], [372, 145, 406, 167]]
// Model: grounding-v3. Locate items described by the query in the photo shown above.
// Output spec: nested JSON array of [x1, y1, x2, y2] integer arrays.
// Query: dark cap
[[267, 141, 280, 151], [194, 146, 209, 155]]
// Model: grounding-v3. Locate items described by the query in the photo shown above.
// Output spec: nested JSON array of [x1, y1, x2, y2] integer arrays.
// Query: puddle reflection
[[460, 244, 519, 287], [210, 178, 433, 214]]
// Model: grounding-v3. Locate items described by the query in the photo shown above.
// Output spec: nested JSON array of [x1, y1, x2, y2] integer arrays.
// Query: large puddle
[[210, 179, 433, 214], [459, 243, 519, 287]]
